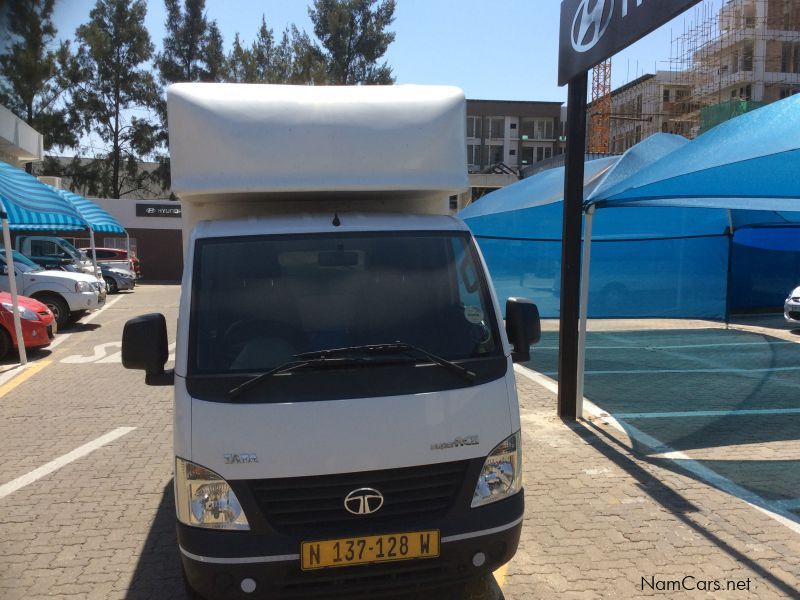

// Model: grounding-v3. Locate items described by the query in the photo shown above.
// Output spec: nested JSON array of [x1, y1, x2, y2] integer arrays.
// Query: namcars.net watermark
[[643, 575, 752, 593]]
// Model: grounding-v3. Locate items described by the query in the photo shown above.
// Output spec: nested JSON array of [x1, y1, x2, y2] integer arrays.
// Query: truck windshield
[[0, 250, 45, 273], [190, 231, 502, 378]]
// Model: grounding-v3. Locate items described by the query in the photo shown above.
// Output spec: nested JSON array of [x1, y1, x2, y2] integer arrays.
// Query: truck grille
[[247, 460, 469, 536]]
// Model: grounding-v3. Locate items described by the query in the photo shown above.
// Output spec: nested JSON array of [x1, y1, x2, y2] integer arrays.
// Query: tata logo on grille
[[344, 488, 384, 515], [571, 0, 614, 52]]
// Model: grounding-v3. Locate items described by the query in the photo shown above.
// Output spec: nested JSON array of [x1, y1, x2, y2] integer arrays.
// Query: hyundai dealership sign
[[558, 0, 702, 85]]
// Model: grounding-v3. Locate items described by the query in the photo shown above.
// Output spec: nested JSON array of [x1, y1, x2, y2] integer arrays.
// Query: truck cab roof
[[190, 212, 470, 241]]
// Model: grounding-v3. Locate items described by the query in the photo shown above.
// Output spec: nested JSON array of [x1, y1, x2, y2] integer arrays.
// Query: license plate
[[301, 530, 439, 570]]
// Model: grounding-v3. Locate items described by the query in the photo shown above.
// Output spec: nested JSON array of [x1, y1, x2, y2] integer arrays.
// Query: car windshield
[[58, 239, 83, 260], [0, 249, 45, 273], [190, 231, 501, 375]]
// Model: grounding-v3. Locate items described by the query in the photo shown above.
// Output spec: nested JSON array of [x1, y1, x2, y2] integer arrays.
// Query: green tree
[[251, 16, 274, 82], [0, 0, 78, 171], [226, 32, 249, 82], [156, 0, 211, 83], [308, 0, 396, 84], [203, 20, 226, 82], [69, 0, 160, 199]]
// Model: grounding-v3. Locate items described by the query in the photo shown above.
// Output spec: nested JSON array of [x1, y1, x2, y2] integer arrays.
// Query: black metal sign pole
[[555, 0, 703, 419], [557, 73, 588, 419]]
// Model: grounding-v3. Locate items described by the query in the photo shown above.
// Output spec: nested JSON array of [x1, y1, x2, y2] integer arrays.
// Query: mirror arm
[[145, 368, 174, 386]]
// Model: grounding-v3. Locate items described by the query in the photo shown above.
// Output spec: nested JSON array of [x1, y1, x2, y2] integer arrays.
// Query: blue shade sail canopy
[[48, 186, 126, 234], [0, 161, 87, 230], [588, 94, 800, 213]]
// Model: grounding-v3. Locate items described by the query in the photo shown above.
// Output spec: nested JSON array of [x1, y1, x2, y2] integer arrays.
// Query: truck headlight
[[471, 431, 522, 508], [1, 302, 39, 321], [175, 458, 250, 530], [75, 281, 93, 293]]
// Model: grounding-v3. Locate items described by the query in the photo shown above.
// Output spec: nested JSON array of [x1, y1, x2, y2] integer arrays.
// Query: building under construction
[[603, 0, 800, 152], [670, 0, 800, 136]]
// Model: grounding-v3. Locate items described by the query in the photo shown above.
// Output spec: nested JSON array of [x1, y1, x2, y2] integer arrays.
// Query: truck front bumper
[[178, 490, 523, 600]]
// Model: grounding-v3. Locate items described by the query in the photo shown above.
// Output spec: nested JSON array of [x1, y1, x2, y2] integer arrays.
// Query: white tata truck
[[122, 84, 540, 600]]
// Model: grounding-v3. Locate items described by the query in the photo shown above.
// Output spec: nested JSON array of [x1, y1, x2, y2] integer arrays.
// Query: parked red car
[[0, 292, 56, 359], [91, 247, 141, 278]]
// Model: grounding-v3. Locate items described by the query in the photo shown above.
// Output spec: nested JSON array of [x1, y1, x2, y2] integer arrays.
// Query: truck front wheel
[[35, 294, 70, 330]]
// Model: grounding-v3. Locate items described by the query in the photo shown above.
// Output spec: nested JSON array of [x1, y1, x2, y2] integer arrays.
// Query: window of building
[[484, 144, 504, 165], [781, 41, 800, 74], [520, 146, 534, 165], [743, 40, 754, 71], [520, 118, 554, 140], [544, 147, 552, 160], [487, 117, 505, 139], [663, 89, 670, 102], [466, 116, 482, 139], [467, 144, 481, 168]]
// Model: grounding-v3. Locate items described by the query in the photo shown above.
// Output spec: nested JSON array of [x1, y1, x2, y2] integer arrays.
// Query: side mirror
[[1, 265, 7, 275], [505, 297, 541, 363], [122, 313, 173, 385]]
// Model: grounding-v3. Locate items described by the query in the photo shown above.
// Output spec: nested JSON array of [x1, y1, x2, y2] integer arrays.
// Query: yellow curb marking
[[494, 563, 509, 589], [0, 359, 52, 399]]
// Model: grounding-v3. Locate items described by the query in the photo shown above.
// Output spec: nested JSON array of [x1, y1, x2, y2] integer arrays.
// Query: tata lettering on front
[[558, 0, 703, 85]]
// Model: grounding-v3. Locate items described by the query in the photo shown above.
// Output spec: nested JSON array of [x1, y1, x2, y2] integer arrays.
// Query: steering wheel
[[222, 319, 307, 368]]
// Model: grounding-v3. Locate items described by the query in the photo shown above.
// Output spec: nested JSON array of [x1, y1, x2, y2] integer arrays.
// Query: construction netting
[[699, 100, 765, 134]]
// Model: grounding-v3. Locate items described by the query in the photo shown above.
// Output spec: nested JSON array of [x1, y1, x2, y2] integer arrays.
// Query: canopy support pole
[[125, 232, 131, 256], [576, 205, 595, 419], [1, 209, 27, 366], [88, 228, 98, 277], [725, 209, 734, 328]]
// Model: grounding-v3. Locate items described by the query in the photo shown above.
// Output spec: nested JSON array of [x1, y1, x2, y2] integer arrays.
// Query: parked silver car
[[100, 264, 136, 294], [785, 284, 800, 326]]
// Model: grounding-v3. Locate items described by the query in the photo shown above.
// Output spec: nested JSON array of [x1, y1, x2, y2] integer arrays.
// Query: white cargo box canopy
[[167, 83, 468, 209]]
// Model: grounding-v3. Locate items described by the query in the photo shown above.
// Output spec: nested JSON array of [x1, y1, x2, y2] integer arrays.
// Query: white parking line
[[542, 366, 800, 376], [536, 341, 796, 351], [513, 364, 800, 537], [47, 295, 125, 352], [615, 408, 800, 419], [0, 427, 136, 500]]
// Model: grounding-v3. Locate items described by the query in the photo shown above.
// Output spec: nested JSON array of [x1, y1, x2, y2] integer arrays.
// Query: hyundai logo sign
[[559, 0, 702, 85], [571, 0, 613, 53]]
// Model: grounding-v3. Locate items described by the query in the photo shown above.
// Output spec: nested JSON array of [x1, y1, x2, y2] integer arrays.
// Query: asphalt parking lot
[[0, 286, 798, 599]]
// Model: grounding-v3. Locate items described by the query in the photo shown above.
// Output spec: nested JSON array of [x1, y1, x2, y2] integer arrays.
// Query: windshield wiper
[[296, 342, 476, 383], [227, 342, 476, 400], [227, 355, 375, 399]]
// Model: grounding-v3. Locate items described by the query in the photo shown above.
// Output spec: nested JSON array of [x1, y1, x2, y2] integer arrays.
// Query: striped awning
[[0, 161, 87, 230], [49, 187, 126, 234]]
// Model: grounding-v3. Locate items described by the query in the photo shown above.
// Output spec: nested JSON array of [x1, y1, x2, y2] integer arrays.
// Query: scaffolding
[[589, 60, 612, 153], [667, 0, 800, 136]]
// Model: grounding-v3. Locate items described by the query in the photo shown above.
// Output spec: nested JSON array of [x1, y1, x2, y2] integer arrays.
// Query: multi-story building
[[465, 99, 564, 173], [669, 0, 800, 135], [608, 71, 693, 153], [605, 0, 800, 148], [459, 99, 564, 210]]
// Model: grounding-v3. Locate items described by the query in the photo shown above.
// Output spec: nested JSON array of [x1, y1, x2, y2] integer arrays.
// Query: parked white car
[[786, 284, 800, 326], [0, 250, 105, 328]]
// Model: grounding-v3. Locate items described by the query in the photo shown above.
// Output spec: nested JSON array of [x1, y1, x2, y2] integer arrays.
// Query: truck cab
[[122, 84, 540, 599], [15, 235, 97, 275]]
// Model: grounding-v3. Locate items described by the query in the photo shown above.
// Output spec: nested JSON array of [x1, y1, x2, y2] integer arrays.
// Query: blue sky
[[52, 0, 721, 103]]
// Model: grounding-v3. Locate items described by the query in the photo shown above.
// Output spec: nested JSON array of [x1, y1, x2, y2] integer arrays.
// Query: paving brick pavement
[[504, 373, 800, 599], [0, 285, 798, 599]]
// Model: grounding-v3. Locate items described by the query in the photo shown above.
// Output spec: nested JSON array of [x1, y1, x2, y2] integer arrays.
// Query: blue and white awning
[[49, 187, 126, 234], [0, 161, 87, 230]]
